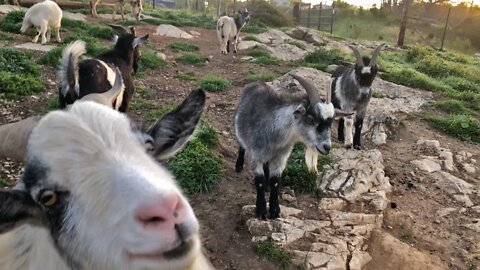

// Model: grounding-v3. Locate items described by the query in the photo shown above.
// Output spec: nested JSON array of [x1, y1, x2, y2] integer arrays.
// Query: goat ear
[[132, 34, 149, 48], [112, 35, 119, 43], [293, 104, 306, 118], [0, 190, 43, 234], [145, 89, 206, 161], [335, 109, 355, 117]]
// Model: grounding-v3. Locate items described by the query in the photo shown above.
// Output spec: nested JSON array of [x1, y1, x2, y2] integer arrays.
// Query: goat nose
[[323, 144, 331, 154], [136, 193, 186, 228]]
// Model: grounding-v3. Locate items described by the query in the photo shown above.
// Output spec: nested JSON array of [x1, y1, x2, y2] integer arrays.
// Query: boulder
[[410, 158, 442, 173], [14, 43, 55, 52], [155, 24, 193, 39]]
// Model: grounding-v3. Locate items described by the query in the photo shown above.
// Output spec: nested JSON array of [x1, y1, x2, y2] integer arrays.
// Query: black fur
[[235, 146, 245, 173], [254, 175, 267, 220]]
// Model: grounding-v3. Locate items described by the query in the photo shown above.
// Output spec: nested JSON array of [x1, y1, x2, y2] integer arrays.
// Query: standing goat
[[20, 0, 62, 45], [58, 25, 148, 112], [90, 0, 143, 20], [331, 43, 384, 150], [0, 89, 213, 270], [216, 9, 250, 54], [234, 74, 352, 219]]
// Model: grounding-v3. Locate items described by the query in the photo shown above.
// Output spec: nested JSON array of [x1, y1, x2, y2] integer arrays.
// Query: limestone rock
[[411, 158, 441, 173], [62, 11, 87, 21], [325, 64, 339, 73], [156, 52, 167, 61], [463, 163, 476, 174], [318, 198, 346, 210], [439, 150, 455, 171], [189, 30, 201, 36], [453, 194, 473, 207], [14, 43, 55, 52], [349, 250, 372, 270], [416, 139, 441, 154], [155, 24, 193, 39], [433, 171, 475, 195], [256, 29, 293, 45], [0, 4, 25, 14], [237, 40, 261, 51]]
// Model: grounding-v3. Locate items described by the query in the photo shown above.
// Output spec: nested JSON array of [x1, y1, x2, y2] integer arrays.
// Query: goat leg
[[235, 146, 245, 173], [268, 176, 280, 219], [254, 175, 267, 220], [226, 40, 230, 54], [353, 117, 363, 150], [337, 118, 345, 142], [263, 163, 270, 193]]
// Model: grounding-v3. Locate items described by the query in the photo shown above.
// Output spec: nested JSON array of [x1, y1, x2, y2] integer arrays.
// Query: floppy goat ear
[[293, 104, 306, 118], [132, 34, 149, 48], [0, 190, 43, 234], [145, 89, 206, 161]]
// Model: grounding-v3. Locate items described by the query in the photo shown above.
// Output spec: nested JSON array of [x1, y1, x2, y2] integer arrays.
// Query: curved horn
[[107, 24, 128, 35], [128, 26, 136, 36], [0, 116, 41, 162], [291, 74, 321, 104], [81, 68, 124, 108], [369, 43, 385, 67], [348, 45, 364, 67], [326, 78, 332, 104]]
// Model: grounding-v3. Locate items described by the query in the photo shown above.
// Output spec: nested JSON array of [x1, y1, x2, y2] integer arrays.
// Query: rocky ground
[[0, 5, 479, 269]]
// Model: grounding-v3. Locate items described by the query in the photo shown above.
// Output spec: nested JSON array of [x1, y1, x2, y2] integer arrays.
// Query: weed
[[176, 71, 196, 81], [248, 47, 271, 58], [282, 144, 333, 194], [247, 71, 277, 82], [86, 25, 115, 40], [372, 92, 387, 98], [136, 87, 154, 99], [0, 32, 13, 41], [198, 75, 230, 92], [0, 48, 40, 76], [400, 234, 412, 242], [253, 238, 291, 270], [168, 42, 199, 52], [176, 52, 208, 66]]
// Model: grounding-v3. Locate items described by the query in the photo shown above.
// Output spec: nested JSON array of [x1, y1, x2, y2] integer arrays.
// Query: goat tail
[[58, 40, 86, 101], [305, 147, 319, 173]]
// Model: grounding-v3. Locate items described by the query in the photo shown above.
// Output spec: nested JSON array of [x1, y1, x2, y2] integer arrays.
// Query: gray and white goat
[[234, 75, 352, 219], [216, 9, 250, 54], [331, 43, 384, 149]]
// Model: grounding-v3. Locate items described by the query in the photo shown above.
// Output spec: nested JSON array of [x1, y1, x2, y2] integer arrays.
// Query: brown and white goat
[[90, 0, 143, 20]]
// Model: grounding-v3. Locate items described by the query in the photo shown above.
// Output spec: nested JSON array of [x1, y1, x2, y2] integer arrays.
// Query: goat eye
[[39, 190, 58, 207]]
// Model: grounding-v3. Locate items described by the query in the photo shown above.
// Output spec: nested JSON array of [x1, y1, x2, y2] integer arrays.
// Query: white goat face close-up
[[0, 101, 202, 270]]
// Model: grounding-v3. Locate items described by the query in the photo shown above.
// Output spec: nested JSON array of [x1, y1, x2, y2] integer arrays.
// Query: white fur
[[360, 86, 371, 95], [0, 102, 212, 270], [58, 40, 86, 97], [361, 66, 371, 74], [318, 103, 335, 119], [305, 147, 318, 172], [344, 117, 354, 146], [216, 16, 247, 54], [21, 0, 62, 45], [335, 76, 343, 104]]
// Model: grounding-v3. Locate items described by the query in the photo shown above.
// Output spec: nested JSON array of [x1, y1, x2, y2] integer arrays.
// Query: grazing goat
[[20, 0, 62, 45], [2, 0, 19, 6], [0, 89, 213, 270], [331, 43, 384, 150], [58, 25, 148, 112], [234, 74, 352, 219], [216, 8, 250, 54], [0, 67, 125, 162], [90, 0, 143, 20]]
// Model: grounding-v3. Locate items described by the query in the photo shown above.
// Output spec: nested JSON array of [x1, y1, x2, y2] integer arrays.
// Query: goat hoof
[[353, 144, 362, 150], [268, 209, 280, 219], [345, 144, 353, 149], [235, 165, 243, 173]]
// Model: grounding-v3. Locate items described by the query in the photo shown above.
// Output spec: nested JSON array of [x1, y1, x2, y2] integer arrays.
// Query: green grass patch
[[176, 52, 208, 66], [198, 75, 230, 92], [372, 92, 387, 98], [430, 100, 471, 115], [0, 48, 43, 99], [136, 87, 154, 99], [424, 114, 480, 144], [0, 32, 13, 41], [176, 71, 196, 81], [243, 35, 259, 42], [166, 135, 222, 194], [138, 50, 167, 72], [247, 71, 277, 82], [253, 238, 291, 270], [168, 42, 199, 52], [287, 40, 306, 50], [86, 25, 115, 40], [303, 47, 344, 71], [0, 11, 25, 33], [0, 177, 15, 187], [282, 144, 333, 194], [41, 97, 60, 115], [248, 47, 280, 66], [195, 122, 219, 148], [143, 9, 216, 28]]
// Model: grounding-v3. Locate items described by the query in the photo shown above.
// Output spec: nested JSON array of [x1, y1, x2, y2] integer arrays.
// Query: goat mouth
[[129, 239, 194, 261], [315, 146, 328, 155]]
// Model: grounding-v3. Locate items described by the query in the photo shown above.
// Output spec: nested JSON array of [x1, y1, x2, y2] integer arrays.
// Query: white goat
[[20, 0, 62, 45], [0, 93, 213, 269], [216, 9, 250, 54]]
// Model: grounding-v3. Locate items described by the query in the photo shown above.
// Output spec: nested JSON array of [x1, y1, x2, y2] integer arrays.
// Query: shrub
[[253, 238, 290, 270], [424, 114, 480, 144], [0, 11, 25, 33], [247, 71, 276, 82], [166, 138, 222, 194], [176, 52, 208, 66], [282, 144, 332, 194], [304, 47, 344, 71], [198, 75, 230, 92], [168, 42, 199, 52], [245, 0, 292, 28], [405, 44, 434, 62]]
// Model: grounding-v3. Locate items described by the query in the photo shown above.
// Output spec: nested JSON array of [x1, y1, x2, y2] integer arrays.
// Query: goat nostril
[[142, 216, 165, 224], [136, 193, 182, 227], [324, 144, 331, 153]]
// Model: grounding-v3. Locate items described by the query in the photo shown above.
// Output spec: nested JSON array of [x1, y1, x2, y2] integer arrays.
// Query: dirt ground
[[1, 20, 479, 270]]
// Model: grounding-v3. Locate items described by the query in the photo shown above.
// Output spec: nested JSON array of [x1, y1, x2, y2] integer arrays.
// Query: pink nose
[[135, 193, 186, 228]]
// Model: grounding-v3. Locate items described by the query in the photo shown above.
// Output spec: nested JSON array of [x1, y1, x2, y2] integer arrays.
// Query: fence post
[[440, 7, 451, 51], [330, 2, 334, 34], [307, 4, 311, 28], [397, 0, 409, 46], [317, 2, 322, 30], [216, 0, 221, 16]]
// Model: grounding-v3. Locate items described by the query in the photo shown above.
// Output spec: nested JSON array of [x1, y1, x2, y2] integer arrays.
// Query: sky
[[304, 0, 480, 8]]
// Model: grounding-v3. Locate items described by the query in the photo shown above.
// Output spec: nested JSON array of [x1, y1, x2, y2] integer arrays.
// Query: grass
[[0, 11, 25, 34], [176, 52, 208, 66], [372, 92, 387, 98], [166, 125, 222, 194], [168, 42, 199, 52], [0, 48, 43, 99], [243, 35, 259, 42], [248, 47, 280, 66], [424, 114, 480, 144], [0, 32, 13, 41], [253, 238, 291, 270], [282, 144, 333, 194], [198, 75, 230, 92], [41, 97, 60, 115], [287, 40, 306, 50], [176, 71, 196, 81], [247, 71, 277, 82], [242, 25, 268, 34], [143, 9, 216, 29], [137, 50, 167, 74], [303, 47, 344, 71]]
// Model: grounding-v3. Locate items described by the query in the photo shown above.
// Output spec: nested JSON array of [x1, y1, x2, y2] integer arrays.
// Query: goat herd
[[0, 1, 385, 269]]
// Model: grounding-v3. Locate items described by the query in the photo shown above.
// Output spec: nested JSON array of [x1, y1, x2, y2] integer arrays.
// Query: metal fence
[[295, 2, 334, 34]]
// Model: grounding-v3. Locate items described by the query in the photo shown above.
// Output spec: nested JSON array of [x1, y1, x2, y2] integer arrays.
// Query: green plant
[[0, 11, 25, 33], [168, 42, 199, 52], [242, 25, 268, 34], [247, 71, 276, 82], [143, 9, 216, 28], [245, 0, 292, 28], [253, 238, 291, 270], [138, 50, 167, 71], [198, 75, 230, 92], [282, 144, 332, 194], [176, 71, 196, 81], [166, 138, 222, 194], [287, 40, 306, 49], [303, 47, 344, 71], [430, 100, 470, 115], [0, 178, 15, 187], [424, 114, 480, 144], [41, 97, 60, 115], [372, 92, 387, 98], [0, 72, 43, 99], [195, 122, 219, 148], [86, 25, 115, 39], [243, 35, 259, 42], [380, 67, 452, 93], [0, 48, 40, 76], [176, 52, 208, 66], [0, 32, 13, 41]]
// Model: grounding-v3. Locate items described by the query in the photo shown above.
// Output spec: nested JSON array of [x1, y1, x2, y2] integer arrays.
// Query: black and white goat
[[0, 89, 213, 270], [234, 74, 352, 219], [331, 43, 384, 150], [216, 9, 250, 54], [58, 25, 148, 112]]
